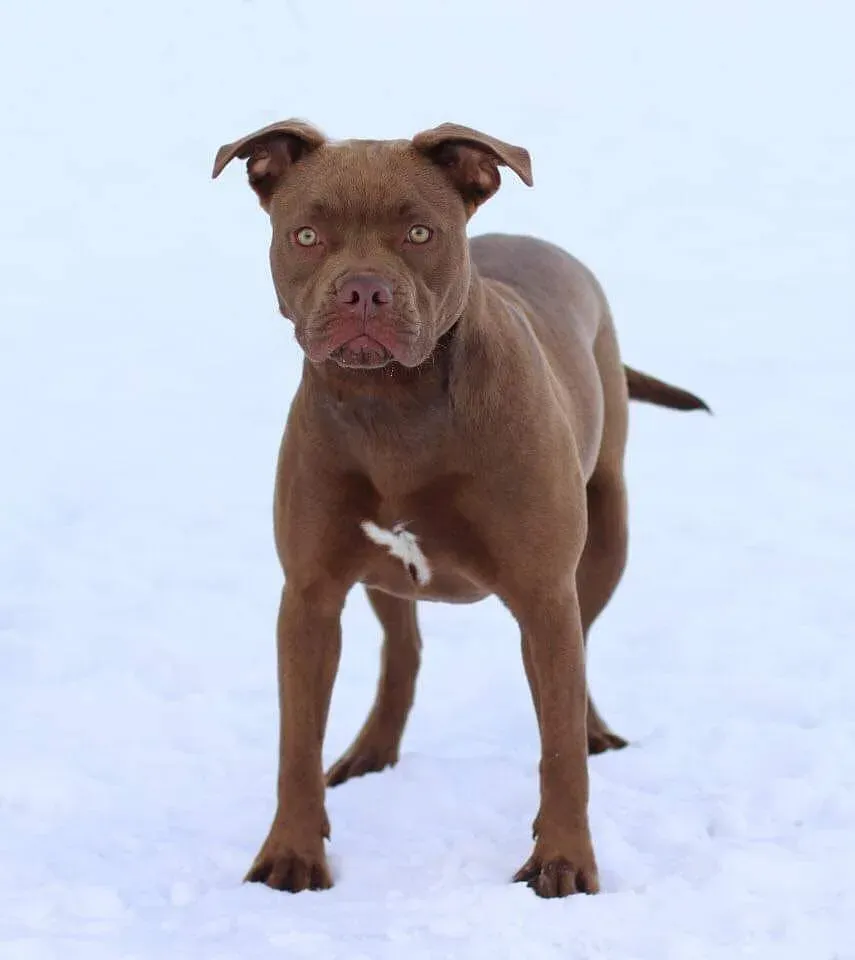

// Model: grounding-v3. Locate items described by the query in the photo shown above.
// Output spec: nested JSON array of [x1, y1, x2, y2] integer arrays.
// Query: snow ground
[[2, 1, 854, 957]]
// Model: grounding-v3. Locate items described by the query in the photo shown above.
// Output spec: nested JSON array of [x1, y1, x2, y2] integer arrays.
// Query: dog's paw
[[513, 853, 599, 898], [326, 737, 399, 788], [513, 830, 599, 898], [245, 835, 332, 893], [587, 729, 629, 755]]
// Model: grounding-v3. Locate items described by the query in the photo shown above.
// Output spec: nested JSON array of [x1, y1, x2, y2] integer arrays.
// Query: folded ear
[[212, 119, 326, 208], [412, 123, 533, 216]]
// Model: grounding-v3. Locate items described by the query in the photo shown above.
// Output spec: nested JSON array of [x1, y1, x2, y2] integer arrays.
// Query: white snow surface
[[2, 1, 854, 957]]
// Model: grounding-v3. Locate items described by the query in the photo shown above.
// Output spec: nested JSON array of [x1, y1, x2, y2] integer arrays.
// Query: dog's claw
[[512, 858, 540, 884], [245, 838, 332, 893], [513, 854, 598, 898]]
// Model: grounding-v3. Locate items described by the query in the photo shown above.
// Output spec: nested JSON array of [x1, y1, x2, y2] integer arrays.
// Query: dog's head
[[213, 121, 532, 369]]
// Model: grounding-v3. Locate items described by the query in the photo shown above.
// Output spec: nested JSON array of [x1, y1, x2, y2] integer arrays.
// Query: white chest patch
[[360, 521, 432, 586]]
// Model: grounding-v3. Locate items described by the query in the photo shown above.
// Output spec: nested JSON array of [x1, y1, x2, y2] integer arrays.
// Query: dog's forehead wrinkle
[[294, 179, 430, 229], [295, 144, 443, 209], [274, 144, 461, 235], [319, 140, 412, 181]]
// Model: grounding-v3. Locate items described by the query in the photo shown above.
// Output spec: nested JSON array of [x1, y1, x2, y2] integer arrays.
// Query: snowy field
[[2, 1, 854, 957]]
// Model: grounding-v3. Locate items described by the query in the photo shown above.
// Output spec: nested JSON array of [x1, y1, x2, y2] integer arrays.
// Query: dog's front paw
[[245, 831, 332, 893], [513, 836, 599, 898]]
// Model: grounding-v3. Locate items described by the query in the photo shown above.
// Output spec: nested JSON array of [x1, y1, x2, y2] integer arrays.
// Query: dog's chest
[[357, 490, 490, 603]]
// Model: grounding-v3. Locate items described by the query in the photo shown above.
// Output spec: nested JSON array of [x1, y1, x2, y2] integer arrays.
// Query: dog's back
[[471, 233, 606, 350], [472, 233, 709, 416], [471, 233, 619, 468]]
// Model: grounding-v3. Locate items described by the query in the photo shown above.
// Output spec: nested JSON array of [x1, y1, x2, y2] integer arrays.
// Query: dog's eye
[[295, 227, 319, 247], [407, 225, 432, 244]]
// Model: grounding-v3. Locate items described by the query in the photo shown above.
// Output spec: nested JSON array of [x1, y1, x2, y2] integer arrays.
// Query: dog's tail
[[624, 366, 710, 413]]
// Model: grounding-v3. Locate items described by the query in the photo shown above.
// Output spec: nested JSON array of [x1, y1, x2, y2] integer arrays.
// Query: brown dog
[[213, 120, 708, 899]]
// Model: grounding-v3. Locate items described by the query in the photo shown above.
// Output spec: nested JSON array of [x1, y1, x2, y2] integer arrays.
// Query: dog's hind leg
[[325, 588, 422, 787], [577, 321, 631, 754], [578, 472, 630, 753]]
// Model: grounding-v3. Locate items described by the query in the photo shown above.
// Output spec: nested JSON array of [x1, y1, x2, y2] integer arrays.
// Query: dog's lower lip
[[331, 335, 393, 369]]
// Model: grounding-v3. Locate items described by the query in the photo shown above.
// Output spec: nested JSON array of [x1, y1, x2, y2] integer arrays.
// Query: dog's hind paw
[[587, 729, 629, 755], [326, 737, 399, 788]]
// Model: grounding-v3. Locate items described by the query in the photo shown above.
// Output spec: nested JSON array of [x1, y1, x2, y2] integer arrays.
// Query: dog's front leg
[[510, 582, 599, 897], [245, 582, 344, 892]]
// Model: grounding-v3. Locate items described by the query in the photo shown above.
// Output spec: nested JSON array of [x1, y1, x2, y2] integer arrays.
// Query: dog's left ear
[[412, 123, 533, 216]]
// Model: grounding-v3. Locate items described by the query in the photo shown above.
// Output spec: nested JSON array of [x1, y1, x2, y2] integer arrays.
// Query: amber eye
[[407, 224, 432, 244], [295, 227, 319, 247]]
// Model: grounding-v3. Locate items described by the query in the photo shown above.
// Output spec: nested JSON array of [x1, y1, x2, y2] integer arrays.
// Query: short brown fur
[[213, 119, 708, 898]]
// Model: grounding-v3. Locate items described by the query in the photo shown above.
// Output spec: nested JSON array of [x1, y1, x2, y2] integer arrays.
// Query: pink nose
[[337, 273, 393, 310]]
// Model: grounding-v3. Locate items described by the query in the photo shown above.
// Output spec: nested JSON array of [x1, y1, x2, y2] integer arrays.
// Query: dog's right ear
[[212, 119, 326, 209]]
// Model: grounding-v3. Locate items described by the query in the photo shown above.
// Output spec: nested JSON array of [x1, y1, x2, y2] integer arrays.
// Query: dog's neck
[[295, 271, 520, 487], [296, 273, 518, 478]]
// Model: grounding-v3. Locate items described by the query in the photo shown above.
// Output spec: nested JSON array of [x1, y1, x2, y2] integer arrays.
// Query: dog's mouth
[[300, 298, 428, 369], [330, 334, 393, 370]]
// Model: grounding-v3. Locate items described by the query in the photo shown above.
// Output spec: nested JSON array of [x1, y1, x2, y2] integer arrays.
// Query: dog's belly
[[361, 557, 488, 604], [362, 570, 488, 604]]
